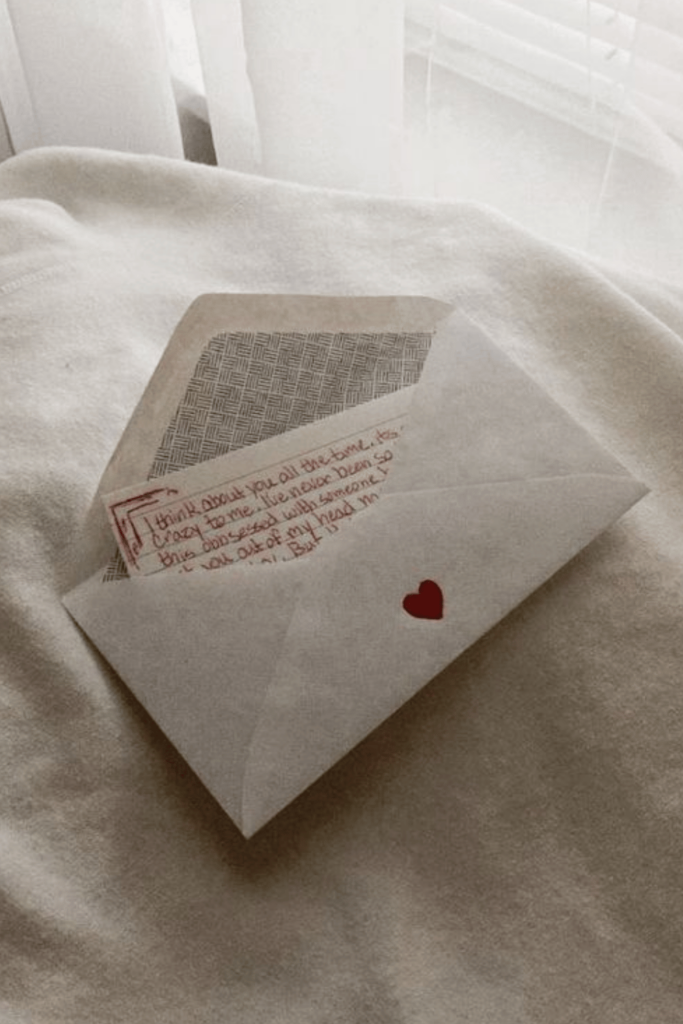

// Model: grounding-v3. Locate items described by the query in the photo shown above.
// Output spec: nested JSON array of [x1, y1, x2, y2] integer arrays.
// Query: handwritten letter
[[105, 388, 413, 576]]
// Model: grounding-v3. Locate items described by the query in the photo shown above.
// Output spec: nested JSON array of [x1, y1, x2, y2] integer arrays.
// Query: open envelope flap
[[75, 295, 453, 580]]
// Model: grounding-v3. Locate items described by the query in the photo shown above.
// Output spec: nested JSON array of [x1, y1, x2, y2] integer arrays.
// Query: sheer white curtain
[[404, 0, 683, 277], [0, 0, 183, 159], [195, 0, 404, 192], [0, 0, 682, 278]]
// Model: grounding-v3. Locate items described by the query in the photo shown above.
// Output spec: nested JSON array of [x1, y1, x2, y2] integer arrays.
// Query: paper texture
[[64, 294, 647, 836]]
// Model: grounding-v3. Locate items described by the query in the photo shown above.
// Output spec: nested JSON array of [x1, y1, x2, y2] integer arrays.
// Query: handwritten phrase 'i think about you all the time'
[[105, 388, 413, 577]]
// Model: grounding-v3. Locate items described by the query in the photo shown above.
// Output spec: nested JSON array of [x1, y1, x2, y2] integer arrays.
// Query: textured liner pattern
[[104, 329, 431, 581]]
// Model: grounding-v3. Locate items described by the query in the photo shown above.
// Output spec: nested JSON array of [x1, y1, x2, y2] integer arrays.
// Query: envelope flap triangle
[[386, 313, 629, 496], [64, 564, 306, 833], [239, 473, 646, 835]]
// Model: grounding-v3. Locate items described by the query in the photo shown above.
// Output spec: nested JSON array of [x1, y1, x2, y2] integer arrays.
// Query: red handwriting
[[111, 415, 405, 576]]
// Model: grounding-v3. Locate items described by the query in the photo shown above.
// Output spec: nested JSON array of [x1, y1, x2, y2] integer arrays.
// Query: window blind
[[405, 0, 683, 145]]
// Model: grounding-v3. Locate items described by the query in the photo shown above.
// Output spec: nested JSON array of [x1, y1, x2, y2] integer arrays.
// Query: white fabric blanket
[[2, 147, 683, 1023]]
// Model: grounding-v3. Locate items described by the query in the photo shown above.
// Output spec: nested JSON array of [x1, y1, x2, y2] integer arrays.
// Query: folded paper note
[[103, 386, 413, 577], [64, 295, 647, 836]]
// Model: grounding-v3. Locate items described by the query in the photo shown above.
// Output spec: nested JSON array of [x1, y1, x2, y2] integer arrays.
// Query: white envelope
[[64, 295, 647, 837]]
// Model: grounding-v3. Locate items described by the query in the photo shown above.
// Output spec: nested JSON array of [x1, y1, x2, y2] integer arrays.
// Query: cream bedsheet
[[2, 147, 683, 1023]]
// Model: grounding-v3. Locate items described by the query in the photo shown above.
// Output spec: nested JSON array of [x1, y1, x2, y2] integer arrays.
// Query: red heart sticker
[[402, 580, 444, 620]]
